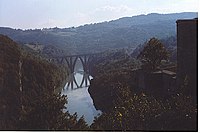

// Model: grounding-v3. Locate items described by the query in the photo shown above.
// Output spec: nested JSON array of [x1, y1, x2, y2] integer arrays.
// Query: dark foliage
[[0, 35, 89, 130], [0, 35, 21, 130], [91, 86, 197, 131], [137, 38, 169, 71], [89, 50, 141, 111], [88, 48, 197, 131], [132, 36, 177, 62], [89, 49, 141, 77]]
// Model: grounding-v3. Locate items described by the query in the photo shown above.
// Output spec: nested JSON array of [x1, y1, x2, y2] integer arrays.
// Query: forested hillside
[[0, 12, 197, 55], [0, 35, 89, 130]]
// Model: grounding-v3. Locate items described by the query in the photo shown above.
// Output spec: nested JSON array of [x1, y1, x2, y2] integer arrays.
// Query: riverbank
[[61, 72, 102, 125]]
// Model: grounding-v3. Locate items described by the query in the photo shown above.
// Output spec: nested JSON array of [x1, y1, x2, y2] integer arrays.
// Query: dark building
[[133, 69, 176, 99], [176, 18, 198, 103]]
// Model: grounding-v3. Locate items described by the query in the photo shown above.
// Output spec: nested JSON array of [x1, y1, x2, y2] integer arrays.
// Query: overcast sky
[[0, 0, 198, 29]]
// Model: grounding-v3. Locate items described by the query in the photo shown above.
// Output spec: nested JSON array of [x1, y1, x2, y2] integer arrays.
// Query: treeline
[[0, 12, 197, 55]]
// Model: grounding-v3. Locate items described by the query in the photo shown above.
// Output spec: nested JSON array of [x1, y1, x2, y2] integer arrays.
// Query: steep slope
[[0, 34, 21, 129], [0, 34, 57, 129], [0, 35, 89, 130]]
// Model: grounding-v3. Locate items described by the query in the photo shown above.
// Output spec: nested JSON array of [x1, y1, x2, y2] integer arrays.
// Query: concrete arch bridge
[[49, 53, 101, 89]]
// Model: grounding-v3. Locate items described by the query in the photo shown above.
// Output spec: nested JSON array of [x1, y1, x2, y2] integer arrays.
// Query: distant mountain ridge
[[0, 12, 197, 55]]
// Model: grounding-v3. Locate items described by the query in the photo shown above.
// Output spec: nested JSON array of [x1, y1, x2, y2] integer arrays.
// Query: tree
[[18, 54, 89, 130], [137, 38, 169, 71]]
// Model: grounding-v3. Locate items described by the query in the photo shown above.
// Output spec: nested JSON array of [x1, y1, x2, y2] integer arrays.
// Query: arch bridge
[[49, 53, 100, 89]]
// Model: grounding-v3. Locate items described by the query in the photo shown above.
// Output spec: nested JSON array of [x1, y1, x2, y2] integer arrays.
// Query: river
[[61, 72, 102, 125]]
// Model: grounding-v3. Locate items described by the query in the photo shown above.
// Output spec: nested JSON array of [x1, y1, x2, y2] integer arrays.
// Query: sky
[[0, 0, 198, 29]]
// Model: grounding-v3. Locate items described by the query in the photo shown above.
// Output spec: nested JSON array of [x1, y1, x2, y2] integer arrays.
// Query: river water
[[61, 72, 101, 125]]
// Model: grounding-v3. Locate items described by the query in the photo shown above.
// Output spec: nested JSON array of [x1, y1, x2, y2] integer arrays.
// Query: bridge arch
[[49, 53, 99, 89]]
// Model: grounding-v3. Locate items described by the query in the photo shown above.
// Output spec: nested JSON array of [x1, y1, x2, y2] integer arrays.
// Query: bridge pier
[[79, 55, 91, 88], [65, 57, 79, 89]]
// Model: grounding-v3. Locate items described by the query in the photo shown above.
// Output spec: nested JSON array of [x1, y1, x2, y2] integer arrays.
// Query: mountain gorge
[[0, 10, 198, 131], [0, 12, 197, 56]]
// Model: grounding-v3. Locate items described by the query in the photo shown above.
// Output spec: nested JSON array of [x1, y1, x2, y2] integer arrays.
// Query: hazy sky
[[0, 0, 198, 29]]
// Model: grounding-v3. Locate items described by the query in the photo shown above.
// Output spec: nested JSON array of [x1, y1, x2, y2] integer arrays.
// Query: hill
[[0, 12, 197, 55]]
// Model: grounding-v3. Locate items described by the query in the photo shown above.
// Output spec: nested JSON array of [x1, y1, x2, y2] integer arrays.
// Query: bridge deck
[[50, 53, 102, 58]]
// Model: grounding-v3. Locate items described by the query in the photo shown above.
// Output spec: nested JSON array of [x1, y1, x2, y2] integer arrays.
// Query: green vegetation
[[90, 49, 141, 76], [137, 37, 169, 71], [0, 29, 197, 131], [0, 34, 21, 129], [91, 86, 197, 131], [88, 40, 197, 131], [131, 36, 177, 62], [89, 50, 141, 111], [0, 35, 89, 130]]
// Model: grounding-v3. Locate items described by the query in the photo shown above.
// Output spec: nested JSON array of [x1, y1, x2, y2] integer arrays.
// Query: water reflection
[[61, 72, 102, 125]]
